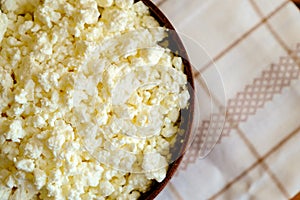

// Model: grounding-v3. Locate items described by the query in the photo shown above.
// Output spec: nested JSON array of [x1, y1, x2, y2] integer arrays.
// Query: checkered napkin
[[151, 0, 300, 199]]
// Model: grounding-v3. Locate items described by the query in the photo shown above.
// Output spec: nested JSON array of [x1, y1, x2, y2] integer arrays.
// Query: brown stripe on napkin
[[193, 0, 290, 76], [209, 126, 300, 199], [179, 43, 300, 171], [155, 1, 300, 199], [249, 0, 294, 53]]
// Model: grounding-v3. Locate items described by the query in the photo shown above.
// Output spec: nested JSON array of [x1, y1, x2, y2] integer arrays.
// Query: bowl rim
[[136, 1, 195, 199]]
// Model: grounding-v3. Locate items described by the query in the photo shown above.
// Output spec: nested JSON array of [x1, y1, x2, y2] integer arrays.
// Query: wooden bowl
[[136, 1, 195, 199]]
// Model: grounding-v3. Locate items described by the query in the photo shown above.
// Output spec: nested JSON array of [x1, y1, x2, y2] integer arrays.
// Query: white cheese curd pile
[[0, 0, 190, 199]]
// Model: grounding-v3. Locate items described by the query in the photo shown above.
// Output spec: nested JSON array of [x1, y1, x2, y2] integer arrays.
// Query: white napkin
[[153, 0, 300, 199]]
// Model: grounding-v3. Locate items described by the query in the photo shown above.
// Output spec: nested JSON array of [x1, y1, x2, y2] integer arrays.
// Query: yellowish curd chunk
[[0, 10, 8, 43], [0, 0, 190, 199]]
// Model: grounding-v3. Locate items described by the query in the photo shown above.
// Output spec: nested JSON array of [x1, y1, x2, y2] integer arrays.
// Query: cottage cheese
[[0, 0, 190, 199]]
